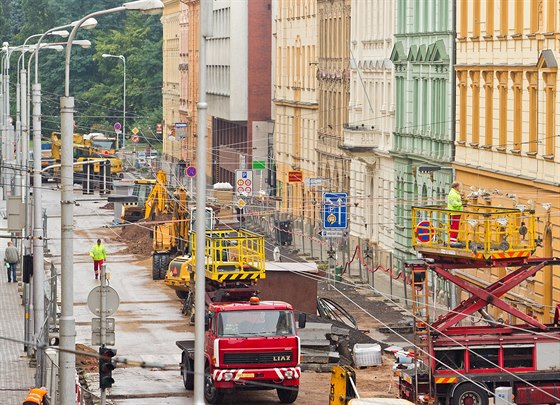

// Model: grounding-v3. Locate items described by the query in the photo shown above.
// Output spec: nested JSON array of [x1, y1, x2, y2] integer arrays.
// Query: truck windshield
[[92, 140, 116, 150], [218, 310, 295, 337]]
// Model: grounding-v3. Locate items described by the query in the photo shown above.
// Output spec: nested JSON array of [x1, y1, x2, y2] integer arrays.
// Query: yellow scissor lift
[[399, 204, 540, 404], [164, 229, 266, 319]]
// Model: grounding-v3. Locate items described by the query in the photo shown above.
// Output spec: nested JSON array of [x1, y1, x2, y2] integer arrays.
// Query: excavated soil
[[76, 343, 99, 373], [117, 220, 152, 256]]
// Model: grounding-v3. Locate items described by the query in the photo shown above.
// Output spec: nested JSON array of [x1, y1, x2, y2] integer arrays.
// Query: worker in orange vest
[[23, 387, 49, 405]]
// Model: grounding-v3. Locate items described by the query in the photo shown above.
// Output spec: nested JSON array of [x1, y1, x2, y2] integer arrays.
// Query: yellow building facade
[[455, 0, 560, 322]]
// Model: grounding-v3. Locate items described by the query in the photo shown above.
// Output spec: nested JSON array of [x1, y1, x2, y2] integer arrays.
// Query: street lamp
[[101, 53, 126, 149], [59, 2, 163, 404]]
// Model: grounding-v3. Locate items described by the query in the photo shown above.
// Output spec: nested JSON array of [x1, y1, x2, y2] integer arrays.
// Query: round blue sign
[[186, 166, 197, 177], [416, 220, 434, 243], [114, 122, 122, 130]]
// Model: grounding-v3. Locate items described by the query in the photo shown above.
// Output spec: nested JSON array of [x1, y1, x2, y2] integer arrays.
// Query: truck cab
[[177, 297, 305, 404]]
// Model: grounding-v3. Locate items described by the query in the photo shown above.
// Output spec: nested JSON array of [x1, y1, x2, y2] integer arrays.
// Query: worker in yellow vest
[[447, 181, 463, 244], [90, 239, 107, 280], [23, 386, 49, 405]]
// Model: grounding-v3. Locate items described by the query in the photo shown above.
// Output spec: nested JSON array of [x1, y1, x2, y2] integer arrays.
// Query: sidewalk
[[0, 207, 36, 405]]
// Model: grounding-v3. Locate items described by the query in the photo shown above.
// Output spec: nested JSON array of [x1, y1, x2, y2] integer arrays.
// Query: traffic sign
[[186, 166, 197, 177], [322, 192, 348, 229], [132, 127, 139, 135], [131, 135, 140, 143], [416, 220, 434, 243], [87, 286, 120, 317], [319, 229, 344, 238], [114, 122, 122, 131], [236, 198, 246, 209], [235, 170, 253, 196]]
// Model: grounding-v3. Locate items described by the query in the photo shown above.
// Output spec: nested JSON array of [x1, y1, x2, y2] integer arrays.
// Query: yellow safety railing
[[190, 229, 266, 281], [412, 205, 536, 260]]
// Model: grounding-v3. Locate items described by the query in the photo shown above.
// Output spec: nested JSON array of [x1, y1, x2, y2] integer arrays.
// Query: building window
[[497, 71, 508, 149], [470, 71, 480, 145], [526, 71, 538, 154], [458, 71, 468, 143], [511, 71, 522, 150], [486, 0, 495, 36], [483, 71, 494, 147], [514, 0, 523, 35], [499, 0, 508, 36]]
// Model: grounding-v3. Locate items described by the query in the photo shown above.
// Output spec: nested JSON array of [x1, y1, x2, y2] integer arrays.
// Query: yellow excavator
[[144, 170, 191, 280]]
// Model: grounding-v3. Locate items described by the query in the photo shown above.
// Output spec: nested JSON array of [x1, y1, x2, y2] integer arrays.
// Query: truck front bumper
[[212, 366, 301, 389]]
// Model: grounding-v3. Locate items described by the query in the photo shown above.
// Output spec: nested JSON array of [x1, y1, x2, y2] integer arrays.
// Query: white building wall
[[207, 0, 248, 121], [348, 0, 395, 250]]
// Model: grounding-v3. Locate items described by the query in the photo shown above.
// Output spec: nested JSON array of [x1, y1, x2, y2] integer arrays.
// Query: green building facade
[[390, 1, 456, 271]]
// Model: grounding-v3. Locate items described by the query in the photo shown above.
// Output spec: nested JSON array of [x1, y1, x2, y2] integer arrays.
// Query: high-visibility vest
[[90, 243, 106, 261], [24, 387, 48, 404], [447, 188, 463, 211]]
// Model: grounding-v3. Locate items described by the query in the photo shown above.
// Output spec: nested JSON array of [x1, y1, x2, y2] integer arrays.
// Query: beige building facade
[[316, 0, 351, 205], [162, 0, 182, 161], [455, 0, 560, 322], [274, 0, 319, 224]]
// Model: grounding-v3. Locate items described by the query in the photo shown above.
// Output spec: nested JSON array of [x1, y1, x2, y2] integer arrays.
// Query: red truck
[[176, 297, 306, 404]]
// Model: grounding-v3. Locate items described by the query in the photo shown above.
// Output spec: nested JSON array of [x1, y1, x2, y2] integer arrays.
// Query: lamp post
[[27, 39, 90, 387], [59, 2, 163, 403], [101, 53, 126, 149]]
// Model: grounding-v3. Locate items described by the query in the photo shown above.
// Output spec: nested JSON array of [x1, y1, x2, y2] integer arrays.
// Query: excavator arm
[[144, 170, 169, 219]]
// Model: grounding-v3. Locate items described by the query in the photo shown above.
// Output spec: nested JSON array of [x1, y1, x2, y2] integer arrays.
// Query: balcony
[[339, 124, 379, 152]]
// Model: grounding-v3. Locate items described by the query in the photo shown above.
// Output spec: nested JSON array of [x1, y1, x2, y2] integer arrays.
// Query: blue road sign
[[322, 192, 348, 229]]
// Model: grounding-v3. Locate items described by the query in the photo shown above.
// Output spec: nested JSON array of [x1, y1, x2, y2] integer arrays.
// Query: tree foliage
[[1, 0, 162, 138]]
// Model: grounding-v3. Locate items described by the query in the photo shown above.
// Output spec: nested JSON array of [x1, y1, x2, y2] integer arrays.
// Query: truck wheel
[[451, 383, 488, 405], [181, 353, 194, 390], [277, 387, 298, 403], [152, 255, 163, 280], [161, 255, 171, 279], [204, 365, 223, 404], [176, 290, 189, 300]]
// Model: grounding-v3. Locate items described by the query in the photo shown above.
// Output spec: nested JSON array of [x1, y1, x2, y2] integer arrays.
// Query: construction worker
[[447, 181, 463, 244], [23, 386, 49, 405], [90, 238, 107, 279]]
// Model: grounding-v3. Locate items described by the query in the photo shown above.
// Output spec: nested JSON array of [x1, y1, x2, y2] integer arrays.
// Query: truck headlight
[[224, 372, 233, 381], [285, 370, 294, 379]]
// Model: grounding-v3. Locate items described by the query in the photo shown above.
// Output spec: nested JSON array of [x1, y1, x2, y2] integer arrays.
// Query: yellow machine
[[411, 204, 536, 260], [145, 170, 190, 280], [48, 132, 124, 181], [330, 365, 415, 405], [120, 177, 157, 223], [164, 228, 266, 318]]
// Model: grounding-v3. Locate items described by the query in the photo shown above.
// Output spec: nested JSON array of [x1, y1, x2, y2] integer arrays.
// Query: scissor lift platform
[[412, 205, 536, 261]]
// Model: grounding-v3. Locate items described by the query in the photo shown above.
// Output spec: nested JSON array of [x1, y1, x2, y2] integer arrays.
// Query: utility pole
[[194, 1, 213, 402]]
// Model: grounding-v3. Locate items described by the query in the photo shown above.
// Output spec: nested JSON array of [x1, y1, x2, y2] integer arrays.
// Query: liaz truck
[[176, 296, 306, 404]]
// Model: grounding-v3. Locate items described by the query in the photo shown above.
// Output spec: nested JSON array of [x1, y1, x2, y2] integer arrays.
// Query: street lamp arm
[[65, 7, 126, 97]]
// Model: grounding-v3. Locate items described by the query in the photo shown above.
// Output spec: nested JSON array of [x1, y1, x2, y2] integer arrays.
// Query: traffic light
[[99, 347, 117, 389]]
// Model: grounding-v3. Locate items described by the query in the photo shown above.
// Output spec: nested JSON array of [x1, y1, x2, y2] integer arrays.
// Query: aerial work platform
[[412, 204, 536, 261], [408, 204, 560, 333]]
